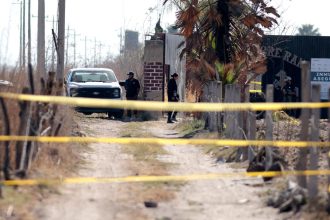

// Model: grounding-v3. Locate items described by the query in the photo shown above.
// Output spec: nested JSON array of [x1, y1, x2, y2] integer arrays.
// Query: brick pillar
[[143, 40, 164, 101], [144, 62, 163, 99], [143, 39, 164, 119]]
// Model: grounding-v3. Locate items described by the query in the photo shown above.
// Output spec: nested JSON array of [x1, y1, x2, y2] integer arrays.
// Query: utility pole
[[20, 1, 23, 67], [51, 16, 56, 71], [22, 0, 26, 67], [37, 0, 45, 78], [98, 42, 103, 64], [73, 30, 77, 66], [84, 36, 87, 67], [94, 37, 97, 67], [27, 0, 31, 65], [56, 0, 66, 89], [65, 25, 71, 67]]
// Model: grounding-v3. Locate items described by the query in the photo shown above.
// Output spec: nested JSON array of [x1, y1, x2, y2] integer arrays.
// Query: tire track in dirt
[[35, 115, 286, 220], [144, 122, 285, 220], [35, 115, 150, 220]]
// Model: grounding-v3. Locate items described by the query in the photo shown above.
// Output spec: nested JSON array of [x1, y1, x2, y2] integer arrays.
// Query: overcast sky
[[0, 0, 329, 66]]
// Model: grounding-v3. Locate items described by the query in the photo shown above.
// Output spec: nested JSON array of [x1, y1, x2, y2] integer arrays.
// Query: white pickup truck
[[64, 68, 124, 119]]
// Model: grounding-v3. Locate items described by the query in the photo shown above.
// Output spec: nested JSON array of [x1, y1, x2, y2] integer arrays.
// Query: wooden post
[[242, 85, 250, 161], [15, 88, 31, 170], [308, 84, 320, 203], [265, 84, 274, 170], [327, 88, 330, 211], [0, 98, 11, 180], [208, 81, 222, 132], [296, 61, 311, 188], [247, 86, 256, 163], [233, 84, 243, 161], [224, 84, 234, 138]]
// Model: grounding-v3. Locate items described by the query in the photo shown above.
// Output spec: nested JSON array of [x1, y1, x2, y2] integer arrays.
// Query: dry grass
[[0, 68, 83, 219], [174, 119, 205, 137], [119, 122, 171, 175]]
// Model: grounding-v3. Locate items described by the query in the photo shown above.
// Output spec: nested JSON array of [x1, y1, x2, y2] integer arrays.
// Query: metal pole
[[98, 42, 102, 64], [94, 37, 96, 67], [37, 0, 45, 78], [66, 25, 70, 67], [84, 36, 87, 67], [74, 30, 76, 66], [51, 16, 55, 71]]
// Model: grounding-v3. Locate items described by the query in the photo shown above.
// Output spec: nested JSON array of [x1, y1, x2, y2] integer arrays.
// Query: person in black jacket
[[167, 73, 179, 123], [125, 71, 140, 118]]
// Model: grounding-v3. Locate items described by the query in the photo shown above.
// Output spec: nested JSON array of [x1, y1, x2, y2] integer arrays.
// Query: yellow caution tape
[[250, 81, 262, 85], [249, 90, 262, 93], [2, 170, 330, 186], [0, 136, 329, 148], [0, 92, 330, 112]]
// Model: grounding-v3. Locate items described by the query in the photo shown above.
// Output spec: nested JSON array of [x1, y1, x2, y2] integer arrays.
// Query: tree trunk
[[216, 0, 230, 64]]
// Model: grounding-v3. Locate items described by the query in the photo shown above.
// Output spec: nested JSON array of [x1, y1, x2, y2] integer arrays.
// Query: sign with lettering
[[262, 46, 302, 68], [311, 58, 330, 100]]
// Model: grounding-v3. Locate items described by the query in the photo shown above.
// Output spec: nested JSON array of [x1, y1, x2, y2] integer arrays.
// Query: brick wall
[[143, 39, 163, 103], [144, 62, 163, 92]]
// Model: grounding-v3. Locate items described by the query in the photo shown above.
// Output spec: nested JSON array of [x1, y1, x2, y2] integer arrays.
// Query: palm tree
[[163, 0, 279, 87], [296, 24, 321, 36]]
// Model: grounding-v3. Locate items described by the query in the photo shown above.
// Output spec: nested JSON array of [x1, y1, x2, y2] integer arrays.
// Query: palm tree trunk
[[216, 0, 230, 64]]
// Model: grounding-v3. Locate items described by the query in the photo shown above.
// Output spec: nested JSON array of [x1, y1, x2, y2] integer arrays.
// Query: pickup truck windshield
[[71, 71, 117, 83]]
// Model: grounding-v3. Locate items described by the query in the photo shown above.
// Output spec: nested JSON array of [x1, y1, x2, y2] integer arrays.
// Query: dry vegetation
[[180, 113, 330, 217], [0, 67, 83, 219]]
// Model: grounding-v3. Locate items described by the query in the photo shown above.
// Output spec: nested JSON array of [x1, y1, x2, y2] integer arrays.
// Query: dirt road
[[35, 114, 284, 220]]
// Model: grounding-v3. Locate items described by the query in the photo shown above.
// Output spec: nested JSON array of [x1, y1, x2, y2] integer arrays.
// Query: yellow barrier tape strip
[[250, 81, 262, 85], [249, 90, 262, 93], [2, 170, 330, 186], [0, 92, 330, 112], [0, 136, 329, 148]]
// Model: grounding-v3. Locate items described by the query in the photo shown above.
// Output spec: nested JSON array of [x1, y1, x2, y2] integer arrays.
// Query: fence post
[[224, 84, 233, 139], [308, 84, 320, 203], [203, 81, 222, 132], [233, 84, 243, 161], [0, 98, 11, 181], [209, 81, 222, 132], [296, 61, 311, 188], [265, 85, 274, 170], [328, 88, 330, 211], [247, 110, 256, 162], [242, 85, 250, 161]]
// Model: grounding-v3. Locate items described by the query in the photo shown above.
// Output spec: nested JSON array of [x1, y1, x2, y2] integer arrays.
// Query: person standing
[[125, 71, 140, 119], [167, 73, 179, 123], [282, 76, 296, 116]]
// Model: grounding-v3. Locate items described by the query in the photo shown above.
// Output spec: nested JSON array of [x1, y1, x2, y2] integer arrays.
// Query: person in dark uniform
[[167, 73, 179, 123], [282, 76, 297, 116], [125, 71, 140, 119]]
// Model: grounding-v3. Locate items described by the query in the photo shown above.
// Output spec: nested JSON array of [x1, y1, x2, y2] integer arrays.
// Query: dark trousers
[[167, 111, 177, 121], [167, 99, 178, 121], [126, 96, 138, 117]]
